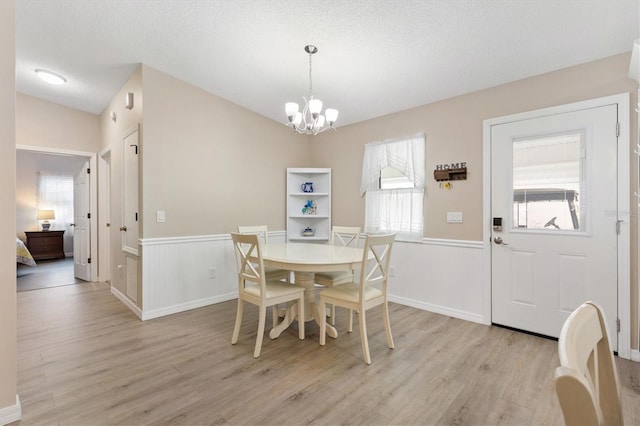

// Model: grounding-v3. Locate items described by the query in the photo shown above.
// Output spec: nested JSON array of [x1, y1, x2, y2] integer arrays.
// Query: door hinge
[[616, 219, 623, 235], [87, 212, 91, 219], [616, 317, 620, 332], [616, 122, 620, 137], [87, 167, 90, 174], [88, 257, 92, 264]]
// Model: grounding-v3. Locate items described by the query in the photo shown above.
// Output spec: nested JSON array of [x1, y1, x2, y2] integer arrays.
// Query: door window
[[512, 132, 585, 231]]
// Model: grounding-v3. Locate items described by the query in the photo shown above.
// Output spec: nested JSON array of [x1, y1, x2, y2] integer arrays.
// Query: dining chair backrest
[[331, 226, 361, 248], [231, 232, 267, 299], [358, 233, 395, 300], [554, 301, 622, 426], [237, 225, 271, 245]]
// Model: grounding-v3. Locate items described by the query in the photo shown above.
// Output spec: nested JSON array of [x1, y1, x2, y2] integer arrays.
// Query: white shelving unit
[[286, 168, 331, 242]]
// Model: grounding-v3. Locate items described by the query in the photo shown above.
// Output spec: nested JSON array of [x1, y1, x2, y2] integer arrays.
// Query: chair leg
[[297, 297, 305, 340], [382, 301, 394, 349], [231, 299, 244, 345], [272, 305, 279, 328], [359, 309, 371, 365], [330, 304, 336, 325], [347, 309, 353, 333], [254, 305, 267, 358], [319, 298, 327, 346]]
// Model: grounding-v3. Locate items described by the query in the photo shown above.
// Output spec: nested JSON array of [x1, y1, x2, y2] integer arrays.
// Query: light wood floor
[[15, 283, 640, 425]]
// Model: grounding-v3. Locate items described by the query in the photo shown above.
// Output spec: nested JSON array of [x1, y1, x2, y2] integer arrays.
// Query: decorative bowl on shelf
[[302, 227, 315, 237]]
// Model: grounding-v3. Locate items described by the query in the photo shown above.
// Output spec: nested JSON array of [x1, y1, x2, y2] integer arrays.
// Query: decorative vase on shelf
[[301, 182, 314, 193]]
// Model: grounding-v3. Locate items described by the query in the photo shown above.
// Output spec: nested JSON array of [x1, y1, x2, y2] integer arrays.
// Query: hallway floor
[[17, 257, 85, 292]]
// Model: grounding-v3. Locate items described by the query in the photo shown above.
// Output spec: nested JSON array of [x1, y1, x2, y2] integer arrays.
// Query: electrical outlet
[[209, 267, 216, 279], [447, 212, 463, 223], [389, 266, 395, 277]]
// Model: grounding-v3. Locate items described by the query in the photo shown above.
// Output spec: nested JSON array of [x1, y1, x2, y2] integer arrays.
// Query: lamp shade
[[37, 209, 55, 220], [629, 39, 640, 82]]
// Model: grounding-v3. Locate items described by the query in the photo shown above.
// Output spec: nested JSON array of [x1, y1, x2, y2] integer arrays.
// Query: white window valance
[[360, 133, 425, 196]]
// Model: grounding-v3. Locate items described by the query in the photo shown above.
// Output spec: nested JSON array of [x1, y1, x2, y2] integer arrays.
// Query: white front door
[[73, 160, 91, 281], [491, 103, 619, 347]]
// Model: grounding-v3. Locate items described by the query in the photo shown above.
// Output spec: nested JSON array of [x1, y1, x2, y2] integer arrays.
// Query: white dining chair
[[554, 301, 623, 426], [230, 232, 305, 358], [238, 225, 291, 327], [319, 233, 395, 365], [314, 226, 361, 326]]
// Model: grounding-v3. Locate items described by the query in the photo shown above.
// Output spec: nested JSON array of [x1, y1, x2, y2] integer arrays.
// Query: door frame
[[98, 146, 111, 283], [482, 93, 631, 359], [16, 144, 99, 283]]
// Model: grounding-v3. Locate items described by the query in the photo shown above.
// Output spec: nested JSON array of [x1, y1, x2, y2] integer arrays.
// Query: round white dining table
[[261, 242, 365, 339]]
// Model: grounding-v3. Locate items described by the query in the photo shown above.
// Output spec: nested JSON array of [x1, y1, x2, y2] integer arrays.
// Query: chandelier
[[285, 45, 339, 135]]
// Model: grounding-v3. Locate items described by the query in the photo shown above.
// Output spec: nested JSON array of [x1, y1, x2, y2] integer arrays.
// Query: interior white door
[[122, 127, 139, 303], [491, 104, 619, 347], [73, 160, 91, 281], [98, 150, 111, 282]]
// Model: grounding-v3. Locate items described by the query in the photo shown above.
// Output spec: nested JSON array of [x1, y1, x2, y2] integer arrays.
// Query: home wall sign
[[434, 162, 467, 182]]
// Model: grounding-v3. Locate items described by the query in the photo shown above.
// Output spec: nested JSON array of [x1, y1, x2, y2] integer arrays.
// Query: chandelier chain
[[308, 52, 313, 97]]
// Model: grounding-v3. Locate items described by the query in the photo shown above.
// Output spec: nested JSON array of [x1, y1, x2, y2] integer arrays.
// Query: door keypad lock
[[493, 217, 503, 232]]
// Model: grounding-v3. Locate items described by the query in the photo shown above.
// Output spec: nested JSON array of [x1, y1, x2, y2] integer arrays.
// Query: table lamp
[[37, 209, 55, 231]]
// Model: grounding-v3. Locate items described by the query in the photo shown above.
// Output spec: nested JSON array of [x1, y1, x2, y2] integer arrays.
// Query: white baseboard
[[0, 395, 21, 426], [388, 294, 488, 325], [111, 286, 142, 319], [631, 349, 640, 362], [141, 292, 238, 321]]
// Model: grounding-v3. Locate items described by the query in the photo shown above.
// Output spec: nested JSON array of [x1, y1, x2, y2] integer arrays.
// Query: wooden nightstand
[[25, 230, 66, 261]]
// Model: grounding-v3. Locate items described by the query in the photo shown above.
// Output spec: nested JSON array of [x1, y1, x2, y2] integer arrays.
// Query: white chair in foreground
[[319, 233, 395, 365], [554, 301, 623, 425], [314, 225, 361, 325], [230, 232, 304, 358]]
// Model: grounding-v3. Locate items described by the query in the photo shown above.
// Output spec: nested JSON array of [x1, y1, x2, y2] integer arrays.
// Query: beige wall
[[313, 52, 637, 241], [16, 93, 100, 152], [0, 0, 17, 413], [311, 52, 639, 349], [140, 65, 309, 238]]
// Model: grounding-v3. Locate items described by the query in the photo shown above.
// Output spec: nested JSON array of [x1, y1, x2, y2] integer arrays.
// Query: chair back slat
[[237, 225, 270, 245], [331, 226, 361, 248], [231, 232, 266, 299], [359, 233, 395, 299]]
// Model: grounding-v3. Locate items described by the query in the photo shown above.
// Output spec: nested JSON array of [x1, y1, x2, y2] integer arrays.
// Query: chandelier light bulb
[[284, 44, 338, 135], [285, 102, 299, 119], [325, 108, 338, 125]]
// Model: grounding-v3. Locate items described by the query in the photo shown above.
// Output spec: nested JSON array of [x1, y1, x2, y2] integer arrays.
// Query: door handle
[[70, 223, 75, 227], [120, 226, 127, 231], [493, 237, 509, 245]]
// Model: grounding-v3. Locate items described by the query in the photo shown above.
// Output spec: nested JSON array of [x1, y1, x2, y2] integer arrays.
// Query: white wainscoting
[[135, 232, 486, 324], [0, 395, 21, 426], [387, 238, 486, 324]]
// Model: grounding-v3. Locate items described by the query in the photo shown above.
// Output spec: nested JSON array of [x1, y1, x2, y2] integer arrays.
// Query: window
[[38, 173, 74, 233], [512, 132, 585, 231], [361, 134, 425, 240]]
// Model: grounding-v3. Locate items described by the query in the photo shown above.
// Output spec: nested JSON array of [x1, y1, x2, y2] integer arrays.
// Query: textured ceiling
[[16, 0, 640, 127]]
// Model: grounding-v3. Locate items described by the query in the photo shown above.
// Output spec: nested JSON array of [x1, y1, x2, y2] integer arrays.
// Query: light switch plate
[[447, 212, 463, 223], [157, 210, 166, 223]]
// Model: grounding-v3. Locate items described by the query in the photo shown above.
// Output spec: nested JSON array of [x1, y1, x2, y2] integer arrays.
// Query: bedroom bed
[[17, 237, 36, 266]]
